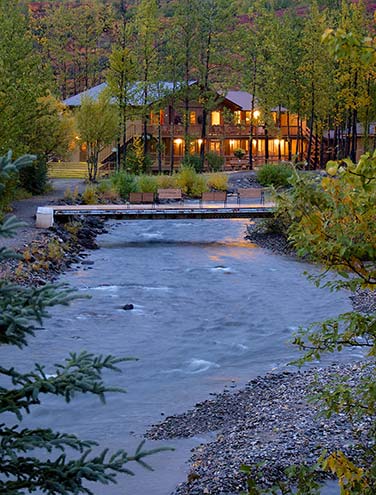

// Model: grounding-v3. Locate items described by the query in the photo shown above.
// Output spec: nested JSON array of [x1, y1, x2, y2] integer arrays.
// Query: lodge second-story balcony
[[146, 123, 302, 140]]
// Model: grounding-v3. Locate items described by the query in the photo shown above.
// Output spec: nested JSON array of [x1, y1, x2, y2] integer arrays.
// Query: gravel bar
[[147, 362, 374, 495]]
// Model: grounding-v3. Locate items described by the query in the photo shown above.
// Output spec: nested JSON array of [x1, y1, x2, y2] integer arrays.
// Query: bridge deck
[[36, 201, 274, 227]]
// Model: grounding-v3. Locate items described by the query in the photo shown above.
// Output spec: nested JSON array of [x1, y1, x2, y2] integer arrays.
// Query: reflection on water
[[0, 219, 351, 495]]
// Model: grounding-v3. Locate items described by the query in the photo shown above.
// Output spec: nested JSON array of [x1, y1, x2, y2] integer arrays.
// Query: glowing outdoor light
[[197, 139, 203, 146], [174, 138, 183, 145], [253, 110, 260, 119]]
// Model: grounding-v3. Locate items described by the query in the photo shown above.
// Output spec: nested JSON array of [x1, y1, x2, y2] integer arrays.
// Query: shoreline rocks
[[147, 362, 373, 495], [0, 216, 107, 286]]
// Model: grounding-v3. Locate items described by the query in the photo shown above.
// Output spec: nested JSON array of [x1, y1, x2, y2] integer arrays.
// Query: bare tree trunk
[[249, 56, 257, 170], [265, 127, 269, 163], [278, 104, 282, 162], [350, 108, 357, 162], [350, 71, 358, 162], [314, 121, 319, 169], [307, 83, 315, 169], [158, 112, 162, 173], [287, 112, 292, 161], [200, 108, 207, 172]]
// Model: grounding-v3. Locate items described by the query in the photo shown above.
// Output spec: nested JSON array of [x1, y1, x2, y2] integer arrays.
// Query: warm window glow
[[234, 111, 241, 124], [211, 111, 221, 126], [190, 111, 196, 124], [229, 139, 235, 149], [253, 110, 260, 119], [210, 141, 221, 153], [174, 138, 183, 145], [197, 139, 203, 146]]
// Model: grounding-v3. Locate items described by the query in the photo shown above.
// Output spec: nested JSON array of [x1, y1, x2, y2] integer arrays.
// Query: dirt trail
[[2, 179, 85, 250]]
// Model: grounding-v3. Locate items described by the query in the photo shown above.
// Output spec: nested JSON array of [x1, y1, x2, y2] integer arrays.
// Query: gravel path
[[2, 179, 85, 250]]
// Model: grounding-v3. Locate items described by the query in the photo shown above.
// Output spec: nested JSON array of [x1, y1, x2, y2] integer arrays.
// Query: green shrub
[[19, 156, 49, 195], [176, 166, 208, 197], [0, 174, 18, 213], [0, 152, 35, 214], [206, 172, 228, 191], [234, 148, 246, 160], [96, 180, 119, 202], [137, 174, 158, 193], [256, 163, 294, 188], [156, 174, 178, 189], [125, 138, 152, 174], [111, 171, 138, 200], [205, 152, 224, 172], [81, 185, 98, 204], [190, 174, 208, 197], [181, 154, 202, 173]]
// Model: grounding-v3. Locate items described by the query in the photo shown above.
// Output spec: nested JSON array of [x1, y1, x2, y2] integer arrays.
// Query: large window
[[211, 111, 221, 126], [210, 141, 221, 153], [234, 111, 241, 125], [150, 110, 165, 125]]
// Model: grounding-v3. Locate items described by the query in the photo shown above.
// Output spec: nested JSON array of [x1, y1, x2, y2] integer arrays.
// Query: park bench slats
[[157, 188, 183, 202], [237, 188, 265, 204], [129, 192, 143, 203], [201, 191, 227, 206], [141, 192, 155, 203], [129, 192, 155, 204]]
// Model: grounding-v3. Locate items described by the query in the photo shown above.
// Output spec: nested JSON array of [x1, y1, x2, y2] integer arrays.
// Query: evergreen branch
[[0, 425, 97, 454], [0, 216, 27, 238], [0, 442, 173, 494], [0, 352, 136, 418]]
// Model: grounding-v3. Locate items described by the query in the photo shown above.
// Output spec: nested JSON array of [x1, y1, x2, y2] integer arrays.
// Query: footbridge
[[36, 202, 274, 228]]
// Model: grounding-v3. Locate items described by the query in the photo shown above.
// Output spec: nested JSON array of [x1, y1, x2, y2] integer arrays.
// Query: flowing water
[[3, 219, 356, 494]]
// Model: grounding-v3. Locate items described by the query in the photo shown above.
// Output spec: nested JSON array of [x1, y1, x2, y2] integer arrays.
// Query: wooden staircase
[[303, 127, 321, 168]]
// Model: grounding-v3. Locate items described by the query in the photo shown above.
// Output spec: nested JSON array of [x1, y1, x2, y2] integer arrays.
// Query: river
[[3, 219, 356, 494]]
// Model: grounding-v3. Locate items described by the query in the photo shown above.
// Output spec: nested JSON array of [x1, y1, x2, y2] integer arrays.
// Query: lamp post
[[112, 146, 119, 172]]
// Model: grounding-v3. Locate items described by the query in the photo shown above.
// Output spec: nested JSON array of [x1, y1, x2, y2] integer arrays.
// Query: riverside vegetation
[[64, 168, 229, 205]]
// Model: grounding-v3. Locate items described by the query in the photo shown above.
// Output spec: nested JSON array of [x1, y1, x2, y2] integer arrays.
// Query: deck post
[[36, 207, 54, 228]]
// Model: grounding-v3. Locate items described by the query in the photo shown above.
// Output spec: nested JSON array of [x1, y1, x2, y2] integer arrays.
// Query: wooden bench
[[237, 188, 265, 204], [201, 191, 227, 206], [157, 188, 183, 203], [129, 192, 155, 204]]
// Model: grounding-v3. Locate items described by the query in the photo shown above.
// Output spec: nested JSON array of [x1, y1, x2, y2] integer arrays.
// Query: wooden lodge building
[[64, 82, 309, 171]]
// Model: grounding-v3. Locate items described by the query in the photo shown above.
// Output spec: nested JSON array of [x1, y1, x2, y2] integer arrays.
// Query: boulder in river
[[122, 304, 134, 311]]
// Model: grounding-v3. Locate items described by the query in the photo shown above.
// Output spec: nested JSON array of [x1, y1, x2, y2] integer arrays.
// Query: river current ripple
[[2, 219, 355, 494]]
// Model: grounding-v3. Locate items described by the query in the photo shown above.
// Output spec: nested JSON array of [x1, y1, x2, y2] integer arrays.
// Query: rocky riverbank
[[147, 362, 373, 495], [0, 216, 107, 286]]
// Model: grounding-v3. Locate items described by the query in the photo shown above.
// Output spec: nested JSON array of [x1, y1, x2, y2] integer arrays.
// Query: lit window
[[190, 111, 196, 124], [210, 141, 220, 153], [234, 111, 241, 125], [211, 111, 221, 126]]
